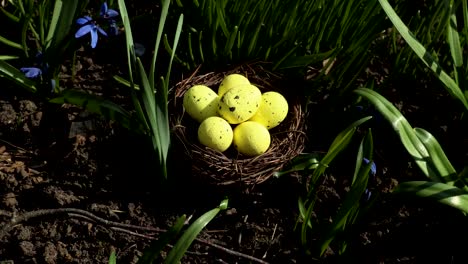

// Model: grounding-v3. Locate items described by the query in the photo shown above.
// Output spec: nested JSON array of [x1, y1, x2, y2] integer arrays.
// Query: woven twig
[[169, 62, 307, 186]]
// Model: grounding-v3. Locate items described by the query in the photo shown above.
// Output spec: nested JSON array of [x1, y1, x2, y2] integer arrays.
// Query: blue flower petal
[[100, 2, 108, 17], [97, 26, 108, 37], [90, 27, 99, 48], [50, 79, 56, 92], [75, 24, 93, 38], [108, 20, 118, 36], [77, 16, 92, 25], [363, 158, 377, 176], [20, 67, 42, 78], [105, 9, 119, 18]]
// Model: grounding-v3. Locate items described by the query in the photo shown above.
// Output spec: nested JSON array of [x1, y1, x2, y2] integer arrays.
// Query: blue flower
[[108, 19, 119, 36], [363, 158, 376, 176], [100, 2, 119, 19], [75, 16, 108, 48], [20, 67, 42, 78]]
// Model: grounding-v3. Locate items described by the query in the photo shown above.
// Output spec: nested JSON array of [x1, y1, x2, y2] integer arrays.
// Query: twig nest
[[169, 62, 307, 186]]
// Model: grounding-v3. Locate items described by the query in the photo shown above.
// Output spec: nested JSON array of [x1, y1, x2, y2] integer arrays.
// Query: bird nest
[[169, 62, 307, 186]]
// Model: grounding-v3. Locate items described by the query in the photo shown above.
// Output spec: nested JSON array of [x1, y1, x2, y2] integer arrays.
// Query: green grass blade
[[149, 0, 170, 88], [0, 34, 23, 50], [414, 128, 457, 185], [164, 199, 228, 264], [118, 0, 137, 86], [378, 0, 468, 110], [0, 59, 37, 93], [136, 59, 157, 131], [108, 250, 117, 264], [113, 75, 140, 90], [394, 181, 468, 214], [1, 7, 20, 22], [137, 215, 186, 264], [447, 0, 463, 68], [275, 49, 335, 70], [354, 88, 439, 180], [318, 132, 373, 256], [45, 0, 79, 50], [310, 116, 372, 185], [49, 89, 143, 132], [0, 55, 19, 60]]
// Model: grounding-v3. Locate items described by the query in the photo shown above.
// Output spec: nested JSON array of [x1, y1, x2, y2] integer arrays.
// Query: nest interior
[[169, 62, 307, 186]]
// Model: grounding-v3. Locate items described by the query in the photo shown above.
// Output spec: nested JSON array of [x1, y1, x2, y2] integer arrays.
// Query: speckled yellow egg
[[218, 73, 251, 97], [198, 116, 233, 152], [233, 121, 271, 156], [183, 85, 219, 123], [249, 91, 289, 129], [218, 84, 262, 124]]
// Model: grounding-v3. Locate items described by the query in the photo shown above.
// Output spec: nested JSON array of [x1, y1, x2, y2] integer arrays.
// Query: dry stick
[[0, 208, 270, 264], [195, 238, 270, 264]]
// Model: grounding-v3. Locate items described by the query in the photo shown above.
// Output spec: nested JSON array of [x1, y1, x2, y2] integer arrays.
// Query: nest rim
[[169, 61, 307, 186]]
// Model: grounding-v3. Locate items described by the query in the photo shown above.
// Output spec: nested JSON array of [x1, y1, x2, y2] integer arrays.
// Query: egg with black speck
[[183, 85, 220, 123], [218, 73, 251, 97], [217, 84, 262, 124], [249, 91, 288, 129], [198, 116, 234, 152]]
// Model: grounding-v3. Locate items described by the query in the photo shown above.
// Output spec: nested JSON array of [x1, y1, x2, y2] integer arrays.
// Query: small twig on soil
[[0, 208, 270, 264], [109, 226, 157, 240], [0, 208, 162, 239], [195, 238, 270, 264]]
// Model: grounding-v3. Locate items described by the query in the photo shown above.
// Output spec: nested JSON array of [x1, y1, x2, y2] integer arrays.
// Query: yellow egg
[[198, 116, 233, 152], [249, 91, 289, 129], [233, 121, 271, 156], [218, 84, 262, 124], [218, 73, 251, 97], [183, 85, 219, 123]]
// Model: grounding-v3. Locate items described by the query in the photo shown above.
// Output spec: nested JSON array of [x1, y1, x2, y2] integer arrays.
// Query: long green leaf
[[354, 88, 439, 180], [149, 0, 171, 88], [310, 116, 372, 185], [378, 0, 468, 110], [1, 7, 20, 22], [108, 250, 117, 264], [318, 131, 373, 256], [118, 0, 137, 86], [164, 199, 228, 264], [394, 181, 468, 214], [0, 55, 19, 60], [0, 59, 37, 93], [414, 128, 458, 185], [0, 34, 23, 50], [137, 215, 186, 264], [49, 89, 143, 132], [45, 0, 79, 50], [447, 0, 463, 68], [275, 49, 335, 70]]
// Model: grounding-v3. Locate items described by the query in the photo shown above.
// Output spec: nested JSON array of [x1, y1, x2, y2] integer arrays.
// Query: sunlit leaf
[[394, 181, 468, 214]]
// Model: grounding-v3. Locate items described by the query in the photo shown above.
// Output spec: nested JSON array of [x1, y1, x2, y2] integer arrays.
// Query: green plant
[[276, 116, 375, 257], [0, 1, 143, 133], [116, 0, 183, 180], [167, 0, 391, 94], [355, 88, 468, 213], [108, 199, 229, 264], [378, 0, 468, 111]]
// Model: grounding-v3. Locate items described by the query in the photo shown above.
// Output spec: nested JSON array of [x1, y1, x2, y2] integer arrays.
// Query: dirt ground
[[2, 7, 468, 263]]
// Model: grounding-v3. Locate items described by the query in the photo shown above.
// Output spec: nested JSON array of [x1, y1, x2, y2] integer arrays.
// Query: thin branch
[[195, 238, 270, 264], [1, 208, 270, 264]]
